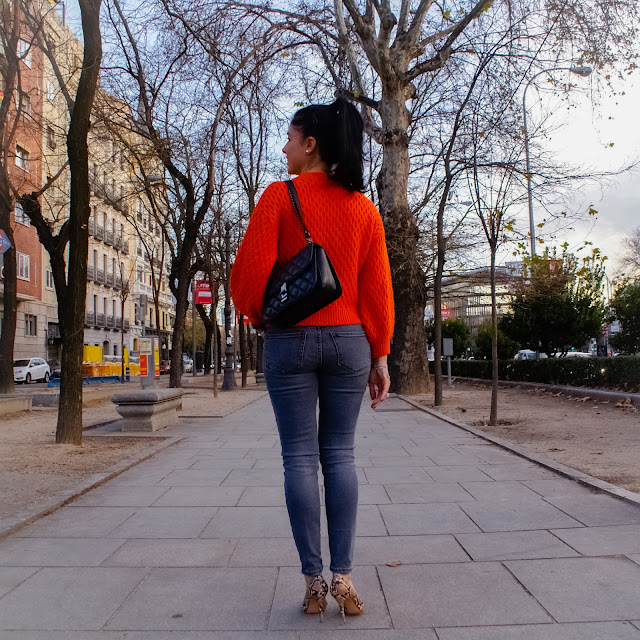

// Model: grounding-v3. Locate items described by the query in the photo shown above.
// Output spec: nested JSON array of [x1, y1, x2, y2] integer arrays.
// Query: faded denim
[[264, 324, 370, 575]]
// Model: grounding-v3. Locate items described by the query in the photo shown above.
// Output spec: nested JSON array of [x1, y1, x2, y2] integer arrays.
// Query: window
[[15, 145, 29, 171], [45, 269, 54, 289], [14, 202, 30, 226], [46, 126, 56, 150], [17, 253, 30, 280], [47, 81, 56, 102], [17, 92, 31, 116], [137, 267, 143, 282], [17, 39, 31, 68], [25, 314, 37, 336]]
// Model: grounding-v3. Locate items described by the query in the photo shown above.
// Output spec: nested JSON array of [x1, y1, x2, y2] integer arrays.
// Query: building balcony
[[95, 268, 104, 284], [95, 226, 104, 241], [96, 313, 105, 328], [106, 315, 115, 329], [105, 230, 114, 246], [124, 319, 130, 331], [115, 276, 122, 290], [87, 265, 95, 282], [88, 219, 95, 236], [106, 271, 115, 288], [121, 241, 129, 255], [116, 317, 123, 330], [85, 311, 95, 326]]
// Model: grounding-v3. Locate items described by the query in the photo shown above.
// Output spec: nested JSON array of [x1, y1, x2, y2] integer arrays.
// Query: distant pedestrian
[[231, 97, 394, 621]]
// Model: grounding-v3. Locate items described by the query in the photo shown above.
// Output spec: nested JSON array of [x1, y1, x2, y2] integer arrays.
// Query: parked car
[[514, 349, 548, 361], [159, 359, 171, 374], [182, 355, 193, 373], [13, 358, 51, 384]]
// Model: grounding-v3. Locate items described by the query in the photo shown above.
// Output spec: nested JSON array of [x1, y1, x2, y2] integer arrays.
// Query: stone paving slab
[[379, 502, 482, 535], [454, 531, 580, 561], [104, 568, 277, 631], [458, 498, 584, 532], [0, 567, 39, 598], [435, 622, 640, 639], [0, 537, 126, 566], [545, 495, 640, 526], [550, 524, 640, 556], [14, 506, 137, 538], [378, 562, 552, 628], [505, 557, 640, 622], [103, 538, 237, 567], [2, 392, 640, 637], [0, 567, 148, 630]]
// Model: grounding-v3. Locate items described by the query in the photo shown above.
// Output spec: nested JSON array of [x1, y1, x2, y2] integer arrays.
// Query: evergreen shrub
[[448, 356, 640, 392]]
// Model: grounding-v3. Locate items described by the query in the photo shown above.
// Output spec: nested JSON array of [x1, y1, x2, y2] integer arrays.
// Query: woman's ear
[[305, 136, 318, 154]]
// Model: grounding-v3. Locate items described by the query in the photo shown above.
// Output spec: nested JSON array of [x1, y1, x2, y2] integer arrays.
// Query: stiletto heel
[[302, 575, 328, 621], [330, 575, 364, 623]]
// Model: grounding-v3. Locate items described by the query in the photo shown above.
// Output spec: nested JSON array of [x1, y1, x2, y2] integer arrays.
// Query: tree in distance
[[609, 279, 640, 355], [425, 318, 470, 359], [474, 322, 519, 361], [500, 248, 607, 355]]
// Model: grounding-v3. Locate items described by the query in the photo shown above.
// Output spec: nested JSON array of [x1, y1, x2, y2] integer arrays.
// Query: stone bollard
[[111, 388, 185, 432]]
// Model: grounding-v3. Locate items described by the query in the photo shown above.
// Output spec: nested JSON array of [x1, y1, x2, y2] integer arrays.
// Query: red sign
[[140, 354, 148, 376], [194, 280, 212, 305], [441, 307, 452, 320]]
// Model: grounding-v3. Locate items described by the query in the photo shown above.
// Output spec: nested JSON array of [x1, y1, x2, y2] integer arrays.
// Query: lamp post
[[222, 221, 237, 390], [522, 65, 592, 256]]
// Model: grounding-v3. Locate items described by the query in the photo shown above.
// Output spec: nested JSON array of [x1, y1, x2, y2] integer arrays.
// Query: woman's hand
[[369, 361, 391, 409]]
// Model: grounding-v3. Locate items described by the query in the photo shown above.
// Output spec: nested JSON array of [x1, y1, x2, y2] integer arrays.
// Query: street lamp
[[522, 65, 592, 256]]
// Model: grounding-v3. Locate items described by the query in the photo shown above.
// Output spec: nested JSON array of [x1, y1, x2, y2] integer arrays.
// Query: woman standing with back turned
[[230, 97, 394, 621]]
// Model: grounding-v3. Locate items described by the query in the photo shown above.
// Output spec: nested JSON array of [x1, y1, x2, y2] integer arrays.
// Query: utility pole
[[222, 221, 237, 390]]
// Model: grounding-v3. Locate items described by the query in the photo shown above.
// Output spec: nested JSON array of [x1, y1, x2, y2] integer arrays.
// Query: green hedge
[[443, 356, 640, 392]]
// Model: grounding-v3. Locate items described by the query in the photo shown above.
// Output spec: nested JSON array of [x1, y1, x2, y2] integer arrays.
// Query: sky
[[539, 77, 640, 276]]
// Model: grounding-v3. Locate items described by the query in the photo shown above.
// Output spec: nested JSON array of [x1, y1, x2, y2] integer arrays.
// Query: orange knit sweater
[[230, 172, 395, 358]]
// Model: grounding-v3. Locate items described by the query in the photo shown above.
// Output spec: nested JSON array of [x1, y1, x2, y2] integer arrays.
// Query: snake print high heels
[[330, 574, 364, 622], [302, 574, 329, 620]]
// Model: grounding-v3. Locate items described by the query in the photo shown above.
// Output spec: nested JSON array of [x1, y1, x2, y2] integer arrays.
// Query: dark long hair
[[291, 98, 364, 192]]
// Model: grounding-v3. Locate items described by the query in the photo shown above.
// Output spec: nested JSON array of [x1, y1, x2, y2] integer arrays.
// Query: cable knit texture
[[230, 172, 395, 357]]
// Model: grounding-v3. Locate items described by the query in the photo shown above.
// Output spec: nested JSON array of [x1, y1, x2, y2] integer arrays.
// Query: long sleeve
[[230, 183, 282, 326], [357, 211, 395, 358]]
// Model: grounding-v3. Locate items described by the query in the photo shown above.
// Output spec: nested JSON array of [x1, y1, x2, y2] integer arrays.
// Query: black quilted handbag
[[261, 180, 342, 327]]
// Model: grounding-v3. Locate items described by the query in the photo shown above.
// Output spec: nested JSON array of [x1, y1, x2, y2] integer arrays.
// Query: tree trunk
[[489, 246, 499, 426], [0, 216, 17, 395], [169, 262, 190, 387], [121, 298, 125, 382], [239, 315, 247, 388], [203, 322, 212, 374], [433, 198, 446, 406], [56, 0, 103, 445], [216, 324, 222, 373], [377, 89, 429, 394]]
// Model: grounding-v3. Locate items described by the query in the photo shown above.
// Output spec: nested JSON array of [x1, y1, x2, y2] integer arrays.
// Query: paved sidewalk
[[1, 394, 640, 638]]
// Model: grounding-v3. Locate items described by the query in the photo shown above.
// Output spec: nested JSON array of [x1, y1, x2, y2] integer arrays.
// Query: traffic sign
[[0, 230, 11, 255]]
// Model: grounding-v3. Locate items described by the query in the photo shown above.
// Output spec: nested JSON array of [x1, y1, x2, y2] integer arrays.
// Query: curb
[[453, 377, 640, 407], [0, 435, 184, 541], [398, 394, 640, 507]]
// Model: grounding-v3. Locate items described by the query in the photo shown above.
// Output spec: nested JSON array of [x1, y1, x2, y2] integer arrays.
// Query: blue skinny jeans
[[264, 325, 370, 576]]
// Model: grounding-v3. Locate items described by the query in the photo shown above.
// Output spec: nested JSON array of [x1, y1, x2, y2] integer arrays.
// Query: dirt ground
[[0, 384, 267, 526], [410, 381, 640, 494]]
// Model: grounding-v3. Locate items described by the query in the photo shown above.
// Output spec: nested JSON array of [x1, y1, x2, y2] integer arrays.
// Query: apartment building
[[1, 1, 175, 364], [1, 3, 46, 360]]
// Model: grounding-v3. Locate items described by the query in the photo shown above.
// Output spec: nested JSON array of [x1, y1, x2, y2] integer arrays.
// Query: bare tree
[[16, 0, 103, 444], [104, 0, 284, 387]]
